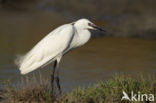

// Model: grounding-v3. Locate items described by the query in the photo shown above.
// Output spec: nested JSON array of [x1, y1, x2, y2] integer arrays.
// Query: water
[[0, 9, 156, 91]]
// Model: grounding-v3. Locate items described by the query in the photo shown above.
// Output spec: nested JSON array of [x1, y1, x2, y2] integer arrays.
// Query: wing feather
[[16, 24, 74, 74]]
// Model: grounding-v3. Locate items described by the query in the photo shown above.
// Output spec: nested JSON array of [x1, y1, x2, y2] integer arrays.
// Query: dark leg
[[51, 60, 62, 94], [51, 60, 57, 94], [56, 73, 62, 94]]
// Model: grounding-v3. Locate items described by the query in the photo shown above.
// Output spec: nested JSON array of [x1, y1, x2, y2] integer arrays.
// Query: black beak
[[89, 23, 106, 32]]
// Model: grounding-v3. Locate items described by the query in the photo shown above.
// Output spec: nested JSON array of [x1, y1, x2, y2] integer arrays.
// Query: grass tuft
[[59, 75, 156, 103], [1, 75, 156, 103]]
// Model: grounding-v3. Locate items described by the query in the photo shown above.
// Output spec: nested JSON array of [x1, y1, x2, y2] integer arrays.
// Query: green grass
[[59, 75, 156, 103], [1, 75, 156, 103]]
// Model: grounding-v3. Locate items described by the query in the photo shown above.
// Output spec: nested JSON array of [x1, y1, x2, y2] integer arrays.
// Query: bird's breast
[[74, 30, 91, 47]]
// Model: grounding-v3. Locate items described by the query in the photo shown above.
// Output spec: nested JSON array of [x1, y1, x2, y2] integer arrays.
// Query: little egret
[[15, 18, 105, 93]]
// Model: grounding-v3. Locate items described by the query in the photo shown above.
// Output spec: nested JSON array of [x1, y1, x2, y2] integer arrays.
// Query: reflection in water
[[0, 9, 156, 91]]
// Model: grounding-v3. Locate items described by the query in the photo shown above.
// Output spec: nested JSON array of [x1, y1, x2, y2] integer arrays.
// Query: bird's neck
[[75, 29, 91, 47]]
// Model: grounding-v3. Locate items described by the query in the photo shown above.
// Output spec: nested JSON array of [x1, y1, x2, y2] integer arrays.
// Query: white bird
[[15, 18, 105, 92]]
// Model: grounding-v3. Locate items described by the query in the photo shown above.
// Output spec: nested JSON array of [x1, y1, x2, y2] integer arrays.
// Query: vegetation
[[0, 75, 156, 103]]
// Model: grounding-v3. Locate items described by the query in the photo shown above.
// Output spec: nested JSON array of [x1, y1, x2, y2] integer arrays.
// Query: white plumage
[[15, 18, 104, 75]]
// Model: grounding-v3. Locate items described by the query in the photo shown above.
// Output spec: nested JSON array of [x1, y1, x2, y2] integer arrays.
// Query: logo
[[121, 91, 154, 102], [121, 91, 130, 101]]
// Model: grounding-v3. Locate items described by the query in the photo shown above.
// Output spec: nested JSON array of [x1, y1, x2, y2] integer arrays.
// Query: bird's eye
[[88, 23, 92, 26], [71, 22, 75, 25]]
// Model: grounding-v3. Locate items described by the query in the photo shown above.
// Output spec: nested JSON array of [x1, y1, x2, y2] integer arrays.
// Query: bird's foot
[[56, 76, 62, 94]]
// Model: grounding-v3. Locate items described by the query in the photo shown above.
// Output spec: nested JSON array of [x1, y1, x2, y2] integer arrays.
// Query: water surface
[[0, 9, 156, 91]]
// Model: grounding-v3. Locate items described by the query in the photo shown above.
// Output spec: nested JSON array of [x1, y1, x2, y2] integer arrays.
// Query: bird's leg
[[56, 68, 62, 94], [51, 60, 57, 94]]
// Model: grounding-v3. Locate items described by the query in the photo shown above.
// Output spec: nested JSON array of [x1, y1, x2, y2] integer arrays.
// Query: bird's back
[[15, 24, 75, 74]]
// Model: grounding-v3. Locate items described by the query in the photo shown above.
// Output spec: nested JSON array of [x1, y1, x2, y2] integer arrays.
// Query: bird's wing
[[16, 24, 75, 75]]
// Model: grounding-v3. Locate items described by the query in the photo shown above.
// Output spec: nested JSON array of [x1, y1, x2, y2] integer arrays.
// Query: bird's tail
[[14, 54, 25, 68], [14, 54, 31, 75], [14, 52, 54, 75], [14, 53, 35, 75]]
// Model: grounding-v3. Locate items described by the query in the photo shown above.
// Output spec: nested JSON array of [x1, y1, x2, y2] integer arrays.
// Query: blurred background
[[0, 0, 156, 91]]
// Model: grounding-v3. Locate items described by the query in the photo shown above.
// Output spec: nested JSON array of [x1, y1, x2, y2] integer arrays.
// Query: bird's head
[[73, 18, 106, 32]]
